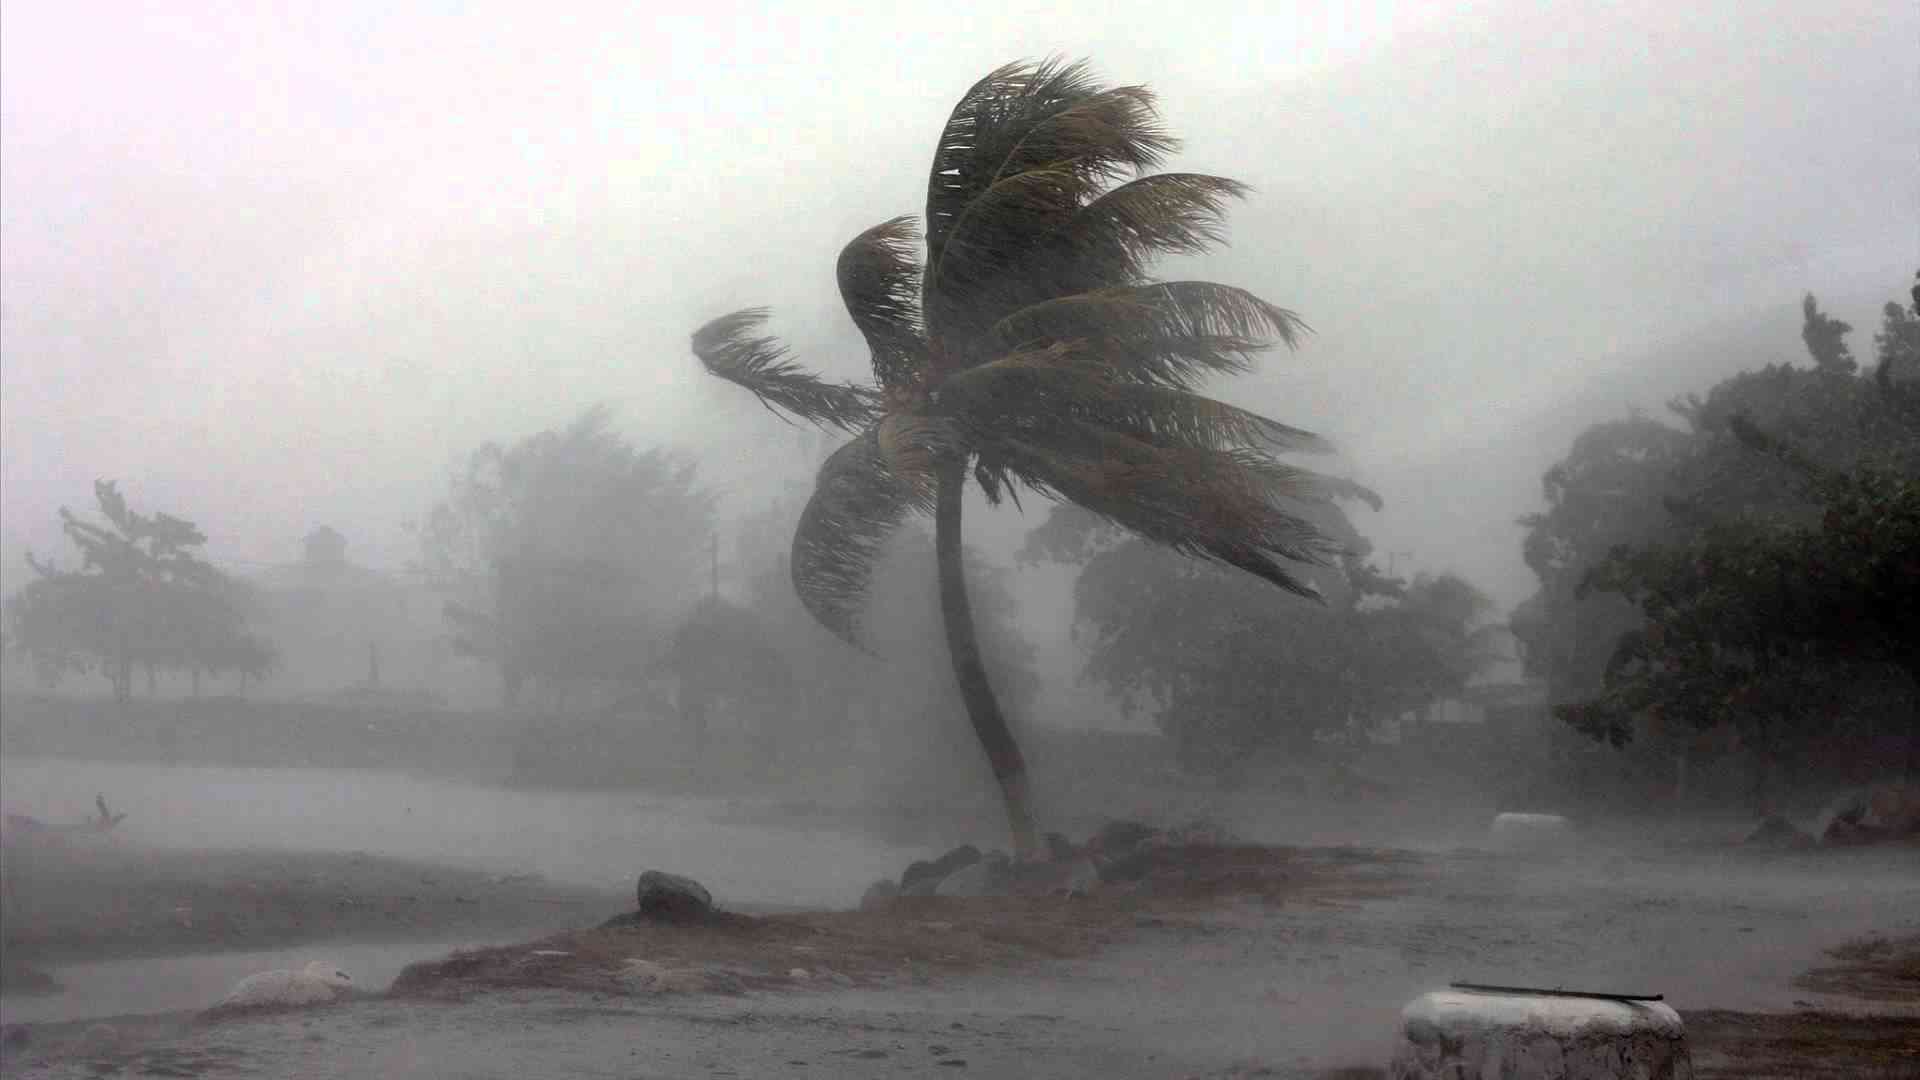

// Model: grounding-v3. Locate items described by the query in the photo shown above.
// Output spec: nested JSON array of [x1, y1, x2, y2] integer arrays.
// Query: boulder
[[1043, 832, 1078, 862], [1487, 812, 1574, 855], [1814, 788, 1871, 841], [1391, 989, 1692, 1080], [1823, 815, 1879, 847], [1821, 782, 1920, 845], [635, 870, 714, 922]]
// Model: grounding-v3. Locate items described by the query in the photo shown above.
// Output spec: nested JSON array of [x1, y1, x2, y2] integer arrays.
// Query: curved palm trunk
[[934, 458, 1038, 857]]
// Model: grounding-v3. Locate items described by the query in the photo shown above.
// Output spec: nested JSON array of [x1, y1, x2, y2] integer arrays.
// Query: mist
[[5, 2, 1913, 605], [3, 3, 1918, 1076]]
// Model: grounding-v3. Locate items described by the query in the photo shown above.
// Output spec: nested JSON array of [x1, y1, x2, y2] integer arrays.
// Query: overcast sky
[[4, 0, 1915, 630]]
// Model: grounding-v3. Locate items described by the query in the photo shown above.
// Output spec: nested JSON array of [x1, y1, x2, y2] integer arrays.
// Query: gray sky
[[4, 0, 1915, 623]]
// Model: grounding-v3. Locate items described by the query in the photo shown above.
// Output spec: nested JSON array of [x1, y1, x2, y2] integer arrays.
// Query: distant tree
[[1872, 288, 1920, 403], [1514, 417, 1694, 706], [1027, 493, 1494, 778], [666, 594, 793, 771], [1559, 448, 1920, 798], [8, 481, 276, 702], [691, 59, 1333, 853], [302, 525, 348, 568], [1548, 279, 1920, 801], [419, 407, 714, 708], [1800, 293, 1856, 376]]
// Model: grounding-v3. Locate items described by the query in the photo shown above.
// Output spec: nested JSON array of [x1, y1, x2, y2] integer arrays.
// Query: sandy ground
[[2, 838, 1916, 1079]]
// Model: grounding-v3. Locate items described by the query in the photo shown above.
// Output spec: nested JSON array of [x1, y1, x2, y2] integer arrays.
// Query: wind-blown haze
[[4, 0, 1914, 620]]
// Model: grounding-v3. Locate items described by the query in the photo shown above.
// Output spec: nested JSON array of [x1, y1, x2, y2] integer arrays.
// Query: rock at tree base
[[1818, 783, 1920, 846], [1391, 989, 1691, 1080], [901, 845, 982, 897], [1487, 812, 1574, 855], [635, 870, 714, 922]]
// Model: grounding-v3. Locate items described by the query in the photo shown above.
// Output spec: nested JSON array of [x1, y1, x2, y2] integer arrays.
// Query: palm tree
[[691, 58, 1340, 855]]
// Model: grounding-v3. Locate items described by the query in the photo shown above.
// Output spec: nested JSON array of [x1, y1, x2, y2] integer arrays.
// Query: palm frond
[[1018, 174, 1250, 295], [943, 352, 1330, 455], [691, 309, 879, 431], [926, 59, 1138, 263], [836, 216, 929, 391], [873, 410, 955, 514], [1300, 472, 1384, 511], [925, 166, 1102, 356], [790, 427, 922, 644], [993, 281, 1308, 388], [923, 59, 1177, 356], [985, 423, 1339, 600], [987, 84, 1172, 186]]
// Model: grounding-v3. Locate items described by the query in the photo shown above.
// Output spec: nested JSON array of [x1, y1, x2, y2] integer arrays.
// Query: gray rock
[[635, 870, 714, 922], [1043, 832, 1077, 861]]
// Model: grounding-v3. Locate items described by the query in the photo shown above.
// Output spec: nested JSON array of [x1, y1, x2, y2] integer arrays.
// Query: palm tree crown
[[694, 58, 1340, 646], [693, 59, 1348, 853]]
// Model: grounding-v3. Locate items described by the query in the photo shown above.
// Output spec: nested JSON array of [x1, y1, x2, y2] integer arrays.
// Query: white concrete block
[[1391, 989, 1691, 1080]]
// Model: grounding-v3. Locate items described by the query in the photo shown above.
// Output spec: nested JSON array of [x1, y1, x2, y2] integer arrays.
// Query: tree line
[[1516, 280, 1920, 808]]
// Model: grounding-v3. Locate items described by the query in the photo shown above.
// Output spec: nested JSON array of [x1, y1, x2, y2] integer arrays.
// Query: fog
[[5, 1, 1913, 612], [3, 4, 1918, 1074]]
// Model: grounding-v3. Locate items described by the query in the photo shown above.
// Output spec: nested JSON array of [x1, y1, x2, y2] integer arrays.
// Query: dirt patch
[[1792, 933, 1920, 1003], [1685, 1009, 1920, 1079], [1682, 932, 1920, 1078], [0, 842, 619, 971], [390, 844, 1421, 1001]]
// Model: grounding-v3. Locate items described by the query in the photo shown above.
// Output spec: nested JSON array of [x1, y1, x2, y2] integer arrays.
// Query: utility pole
[[709, 533, 720, 603]]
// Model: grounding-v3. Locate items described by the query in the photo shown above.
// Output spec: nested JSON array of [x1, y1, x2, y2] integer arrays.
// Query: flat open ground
[[3, 837, 1915, 1079]]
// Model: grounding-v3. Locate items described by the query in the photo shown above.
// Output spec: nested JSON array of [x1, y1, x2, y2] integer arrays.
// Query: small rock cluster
[[859, 819, 1214, 910], [1742, 782, 1920, 849]]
